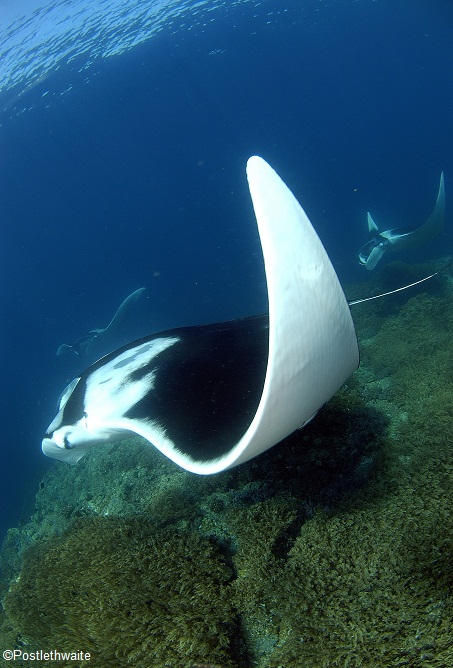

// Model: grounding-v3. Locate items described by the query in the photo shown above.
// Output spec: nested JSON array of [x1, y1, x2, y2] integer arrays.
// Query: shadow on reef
[[229, 383, 389, 511]]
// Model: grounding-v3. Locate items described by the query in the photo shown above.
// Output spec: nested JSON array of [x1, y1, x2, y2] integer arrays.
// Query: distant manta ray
[[358, 172, 445, 270], [56, 287, 145, 358]]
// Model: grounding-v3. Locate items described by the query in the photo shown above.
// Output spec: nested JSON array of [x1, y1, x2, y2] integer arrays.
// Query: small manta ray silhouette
[[56, 287, 145, 358]]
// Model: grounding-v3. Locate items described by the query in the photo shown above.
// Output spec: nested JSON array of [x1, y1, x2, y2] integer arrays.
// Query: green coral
[[260, 281, 453, 667], [226, 498, 298, 661], [2, 267, 453, 667], [267, 492, 453, 667], [3, 516, 239, 668]]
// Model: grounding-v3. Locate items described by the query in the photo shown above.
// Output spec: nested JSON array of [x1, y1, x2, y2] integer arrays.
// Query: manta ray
[[56, 288, 145, 358], [358, 172, 445, 270], [40, 157, 363, 473]]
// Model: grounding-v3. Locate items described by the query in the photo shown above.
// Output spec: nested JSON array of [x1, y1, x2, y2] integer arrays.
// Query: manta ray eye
[[63, 435, 74, 450]]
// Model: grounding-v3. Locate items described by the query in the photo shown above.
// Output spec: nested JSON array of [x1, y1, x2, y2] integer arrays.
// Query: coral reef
[[1, 262, 453, 667], [267, 485, 453, 667], [3, 517, 238, 668]]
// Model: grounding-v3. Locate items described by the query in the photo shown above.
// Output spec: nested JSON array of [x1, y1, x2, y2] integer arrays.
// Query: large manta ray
[[42, 156, 360, 474], [358, 172, 445, 270]]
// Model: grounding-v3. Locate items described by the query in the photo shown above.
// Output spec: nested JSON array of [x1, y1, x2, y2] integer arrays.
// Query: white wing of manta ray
[[42, 156, 361, 474], [56, 287, 146, 358], [358, 172, 445, 270]]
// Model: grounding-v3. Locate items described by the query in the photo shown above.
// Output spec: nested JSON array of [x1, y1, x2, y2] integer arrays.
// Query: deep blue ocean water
[[1, 0, 453, 543]]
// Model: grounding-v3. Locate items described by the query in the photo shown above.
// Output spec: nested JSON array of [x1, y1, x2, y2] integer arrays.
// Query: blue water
[[1, 0, 452, 542]]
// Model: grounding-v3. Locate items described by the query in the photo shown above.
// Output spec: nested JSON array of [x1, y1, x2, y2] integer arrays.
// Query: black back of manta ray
[[56, 315, 269, 460]]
